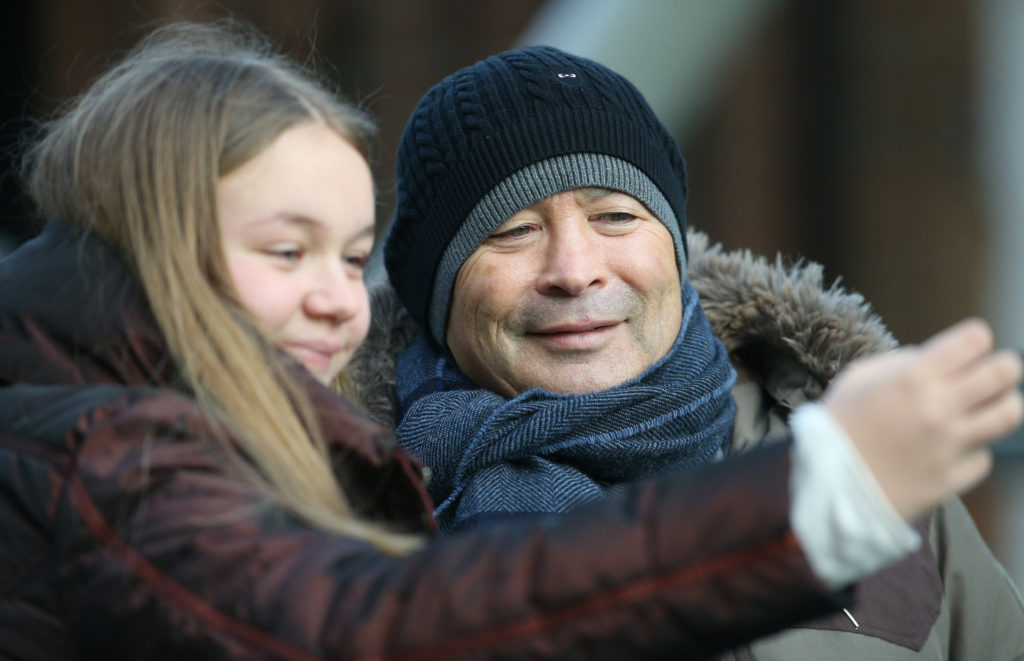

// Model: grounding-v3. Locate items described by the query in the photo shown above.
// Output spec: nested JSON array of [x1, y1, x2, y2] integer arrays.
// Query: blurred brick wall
[[686, 0, 982, 347], [683, 0, 1021, 589], [5, 0, 543, 243]]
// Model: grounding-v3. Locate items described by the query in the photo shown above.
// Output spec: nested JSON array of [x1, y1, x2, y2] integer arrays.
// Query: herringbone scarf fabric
[[395, 283, 737, 533]]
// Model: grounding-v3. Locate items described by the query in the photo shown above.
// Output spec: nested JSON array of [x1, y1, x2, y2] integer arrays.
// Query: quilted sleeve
[[56, 396, 845, 660]]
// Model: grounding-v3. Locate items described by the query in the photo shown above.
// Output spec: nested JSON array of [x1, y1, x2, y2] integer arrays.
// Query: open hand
[[822, 318, 1023, 521]]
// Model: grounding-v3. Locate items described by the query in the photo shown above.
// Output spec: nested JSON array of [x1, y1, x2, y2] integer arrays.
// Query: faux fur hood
[[346, 228, 896, 429]]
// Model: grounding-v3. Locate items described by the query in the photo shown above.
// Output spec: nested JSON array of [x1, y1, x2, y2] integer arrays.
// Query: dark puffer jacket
[[0, 221, 846, 660]]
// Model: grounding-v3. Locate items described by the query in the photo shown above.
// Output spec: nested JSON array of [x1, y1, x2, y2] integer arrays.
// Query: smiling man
[[353, 46, 1024, 660], [446, 186, 682, 396]]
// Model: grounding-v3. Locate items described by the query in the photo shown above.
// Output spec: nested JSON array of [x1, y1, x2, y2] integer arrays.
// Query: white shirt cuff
[[789, 402, 921, 590]]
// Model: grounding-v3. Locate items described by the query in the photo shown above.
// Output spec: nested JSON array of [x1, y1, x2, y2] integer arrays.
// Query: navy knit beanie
[[384, 45, 689, 347]]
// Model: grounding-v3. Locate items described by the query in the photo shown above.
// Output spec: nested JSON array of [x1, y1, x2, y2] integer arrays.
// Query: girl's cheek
[[230, 263, 295, 331]]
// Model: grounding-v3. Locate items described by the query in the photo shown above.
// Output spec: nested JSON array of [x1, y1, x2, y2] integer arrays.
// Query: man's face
[[446, 187, 683, 397]]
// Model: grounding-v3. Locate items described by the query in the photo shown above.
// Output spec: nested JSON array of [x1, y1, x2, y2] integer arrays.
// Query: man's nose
[[535, 218, 606, 296]]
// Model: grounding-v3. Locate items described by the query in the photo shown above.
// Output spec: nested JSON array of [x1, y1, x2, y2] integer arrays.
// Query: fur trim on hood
[[346, 229, 896, 428]]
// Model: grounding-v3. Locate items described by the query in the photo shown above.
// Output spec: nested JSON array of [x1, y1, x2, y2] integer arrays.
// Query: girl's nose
[[304, 265, 364, 322]]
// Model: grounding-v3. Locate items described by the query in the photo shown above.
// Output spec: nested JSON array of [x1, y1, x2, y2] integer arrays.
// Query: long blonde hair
[[23, 21, 421, 554]]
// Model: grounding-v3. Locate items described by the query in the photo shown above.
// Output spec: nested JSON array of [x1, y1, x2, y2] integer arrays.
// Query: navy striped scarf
[[395, 283, 737, 534]]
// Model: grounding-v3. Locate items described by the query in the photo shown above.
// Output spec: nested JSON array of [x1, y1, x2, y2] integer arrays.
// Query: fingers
[[958, 385, 1024, 446], [917, 317, 995, 379], [822, 316, 1022, 520], [954, 347, 1024, 412]]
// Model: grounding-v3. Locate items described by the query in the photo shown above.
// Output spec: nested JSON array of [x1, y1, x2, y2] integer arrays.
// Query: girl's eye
[[343, 252, 368, 271], [268, 246, 303, 262]]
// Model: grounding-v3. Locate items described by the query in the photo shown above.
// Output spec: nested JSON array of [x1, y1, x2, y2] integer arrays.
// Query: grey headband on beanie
[[429, 153, 684, 345]]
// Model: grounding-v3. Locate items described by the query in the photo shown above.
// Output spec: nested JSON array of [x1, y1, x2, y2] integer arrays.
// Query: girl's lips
[[283, 342, 342, 370]]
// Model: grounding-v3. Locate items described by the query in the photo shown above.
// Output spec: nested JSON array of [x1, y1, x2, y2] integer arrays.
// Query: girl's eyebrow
[[350, 223, 375, 240], [239, 213, 323, 233], [246, 213, 376, 244]]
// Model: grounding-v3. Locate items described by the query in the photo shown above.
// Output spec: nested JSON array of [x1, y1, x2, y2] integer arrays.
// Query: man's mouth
[[526, 320, 621, 349]]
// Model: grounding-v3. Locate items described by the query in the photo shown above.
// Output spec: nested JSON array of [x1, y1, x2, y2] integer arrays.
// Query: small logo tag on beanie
[[551, 69, 584, 88]]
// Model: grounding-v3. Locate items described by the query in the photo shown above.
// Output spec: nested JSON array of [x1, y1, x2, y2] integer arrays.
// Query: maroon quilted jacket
[[0, 221, 847, 660]]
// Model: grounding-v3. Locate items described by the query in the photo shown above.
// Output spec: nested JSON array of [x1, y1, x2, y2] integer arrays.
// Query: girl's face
[[217, 121, 374, 384]]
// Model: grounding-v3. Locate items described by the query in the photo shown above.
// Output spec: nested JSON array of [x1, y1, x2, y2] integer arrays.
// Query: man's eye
[[594, 212, 637, 223], [492, 224, 533, 240]]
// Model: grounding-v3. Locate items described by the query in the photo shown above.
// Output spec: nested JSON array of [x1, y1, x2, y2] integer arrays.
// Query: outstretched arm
[[53, 405, 833, 660]]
